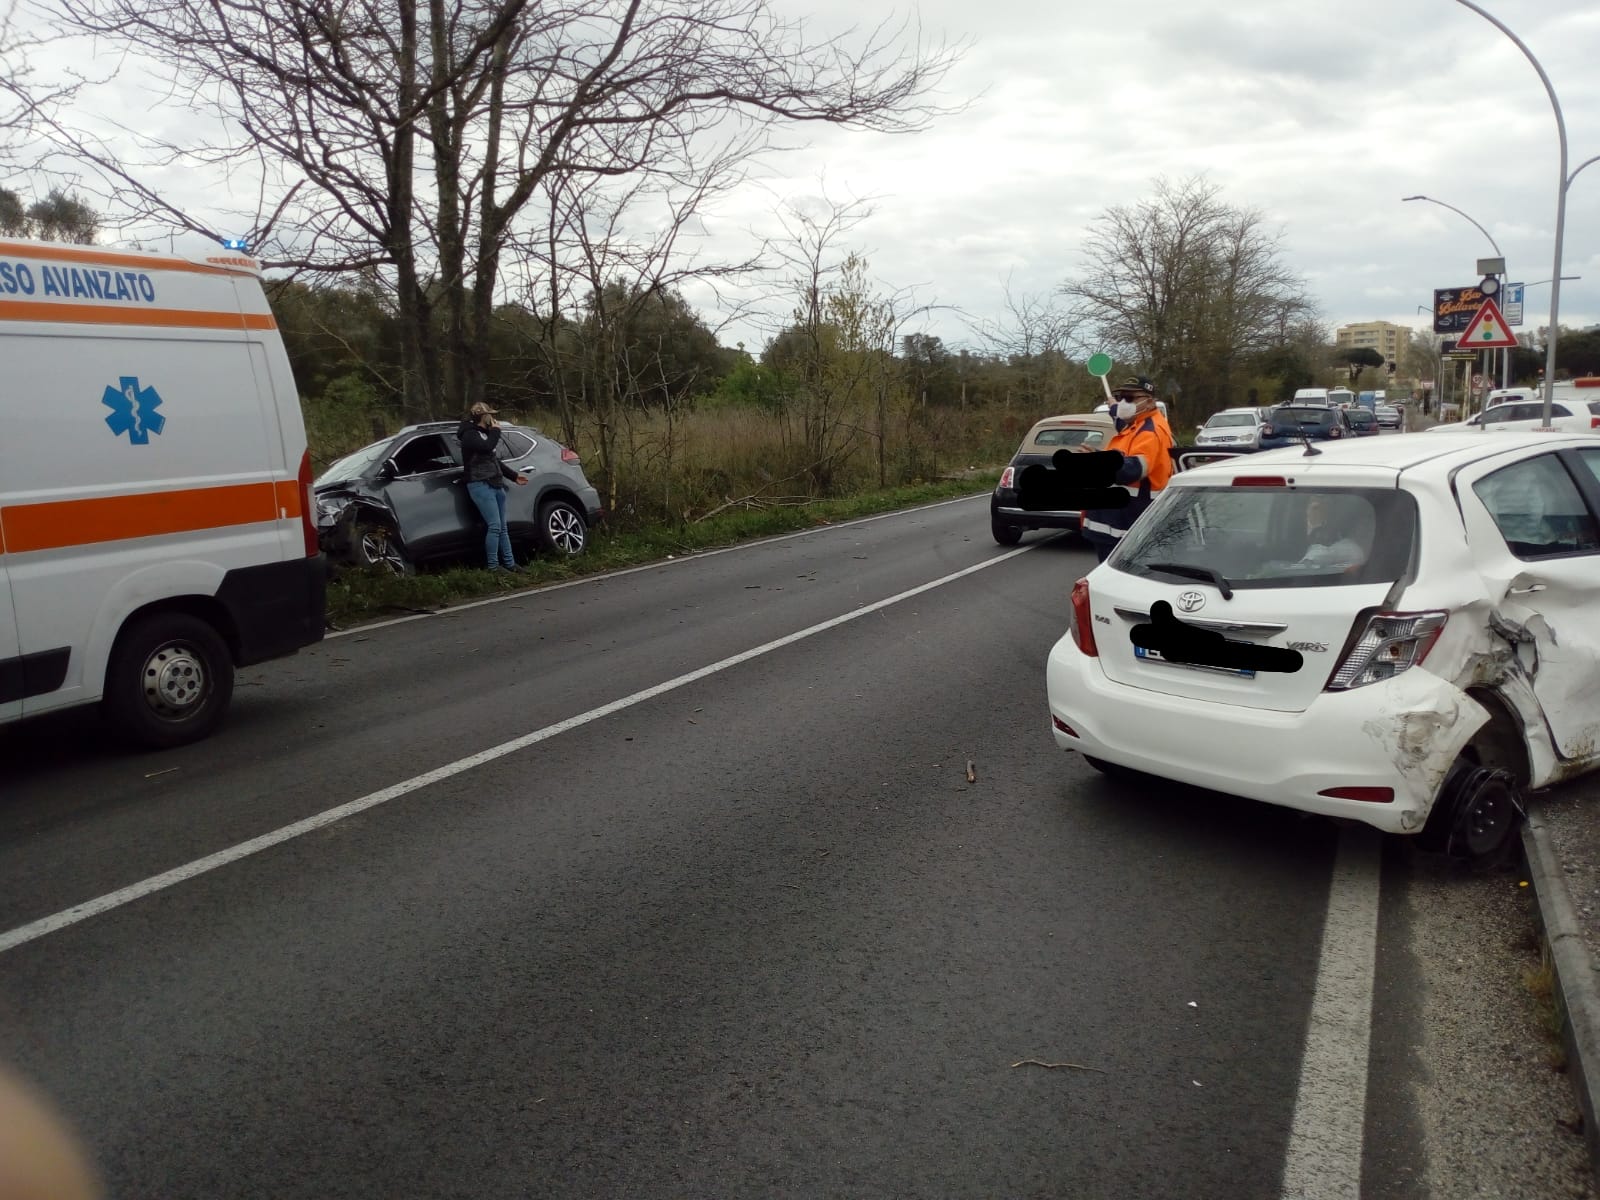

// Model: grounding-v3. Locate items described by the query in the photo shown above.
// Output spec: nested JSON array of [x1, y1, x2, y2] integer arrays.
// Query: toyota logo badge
[[1177, 590, 1206, 613]]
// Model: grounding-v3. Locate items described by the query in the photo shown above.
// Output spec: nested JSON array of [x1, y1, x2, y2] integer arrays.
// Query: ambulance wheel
[[351, 519, 414, 575], [991, 517, 1022, 546], [104, 612, 235, 749]]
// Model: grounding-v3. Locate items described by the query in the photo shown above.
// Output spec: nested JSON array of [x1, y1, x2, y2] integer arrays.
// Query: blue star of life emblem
[[102, 376, 166, 445]]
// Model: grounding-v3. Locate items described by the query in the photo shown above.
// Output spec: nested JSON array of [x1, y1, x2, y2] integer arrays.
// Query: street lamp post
[[1450, 0, 1586, 429], [1415, 306, 1445, 413], [1402, 194, 1507, 392]]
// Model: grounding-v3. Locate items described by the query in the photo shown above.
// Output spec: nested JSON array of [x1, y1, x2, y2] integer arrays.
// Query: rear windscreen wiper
[[1143, 561, 1235, 601]]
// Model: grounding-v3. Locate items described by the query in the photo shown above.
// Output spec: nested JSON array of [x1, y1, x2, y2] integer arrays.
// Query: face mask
[[1115, 400, 1137, 421]]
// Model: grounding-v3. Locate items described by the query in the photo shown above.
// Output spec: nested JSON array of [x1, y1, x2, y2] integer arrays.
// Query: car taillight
[[561, 447, 581, 464], [1325, 611, 1448, 691], [1590, 416, 1600, 429], [297, 449, 319, 557], [1070, 577, 1098, 656], [999, 466, 1015, 489], [1232, 476, 1287, 487]]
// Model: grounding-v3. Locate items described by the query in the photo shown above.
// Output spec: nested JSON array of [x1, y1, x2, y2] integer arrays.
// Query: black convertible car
[[313, 421, 604, 573]]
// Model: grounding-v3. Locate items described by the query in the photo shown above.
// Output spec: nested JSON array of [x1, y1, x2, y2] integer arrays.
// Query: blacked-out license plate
[[1134, 644, 1256, 679]]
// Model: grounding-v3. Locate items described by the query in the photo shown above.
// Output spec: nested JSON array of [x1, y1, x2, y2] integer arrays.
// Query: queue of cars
[[1196, 397, 1382, 452]]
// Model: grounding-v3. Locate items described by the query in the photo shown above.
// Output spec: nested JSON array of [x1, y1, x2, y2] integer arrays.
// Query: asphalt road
[[2, 494, 1407, 1198]]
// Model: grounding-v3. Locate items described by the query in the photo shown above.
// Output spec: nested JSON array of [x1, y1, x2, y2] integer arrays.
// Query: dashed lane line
[[1279, 824, 1382, 1200]]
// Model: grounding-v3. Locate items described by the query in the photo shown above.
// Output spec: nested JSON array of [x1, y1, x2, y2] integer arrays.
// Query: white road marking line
[[326, 491, 990, 637], [1279, 825, 1382, 1200], [0, 541, 1037, 956]]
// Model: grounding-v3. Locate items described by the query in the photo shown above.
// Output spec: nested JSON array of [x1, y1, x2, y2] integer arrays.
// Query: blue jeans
[[466, 480, 515, 568]]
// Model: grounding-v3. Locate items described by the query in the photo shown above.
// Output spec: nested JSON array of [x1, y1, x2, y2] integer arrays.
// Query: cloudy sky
[[693, 0, 1600, 352], [13, 0, 1600, 357]]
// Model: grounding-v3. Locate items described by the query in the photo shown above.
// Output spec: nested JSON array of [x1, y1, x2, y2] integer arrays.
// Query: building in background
[[1336, 320, 1412, 363]]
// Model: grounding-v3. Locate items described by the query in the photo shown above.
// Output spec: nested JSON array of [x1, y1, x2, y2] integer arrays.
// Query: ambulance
[[0, 238, 325, 748]]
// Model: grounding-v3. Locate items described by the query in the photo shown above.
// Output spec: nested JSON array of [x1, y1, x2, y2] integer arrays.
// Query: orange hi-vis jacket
[[1081, 407, 1176, 548]]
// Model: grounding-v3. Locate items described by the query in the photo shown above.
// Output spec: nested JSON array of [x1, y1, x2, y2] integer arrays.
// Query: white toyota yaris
[[1046, 432, 1600, 857]]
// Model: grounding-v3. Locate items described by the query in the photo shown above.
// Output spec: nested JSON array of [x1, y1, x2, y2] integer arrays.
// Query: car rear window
[[1270, 407, 1336, 428], [1029, 427, 1104, 448], [1205, 413, 1256, 428], [1113, 486, 1418, 589]]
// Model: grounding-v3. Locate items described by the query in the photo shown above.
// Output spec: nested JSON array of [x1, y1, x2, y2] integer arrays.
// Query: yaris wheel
[[1418, 759, 1524, 861]]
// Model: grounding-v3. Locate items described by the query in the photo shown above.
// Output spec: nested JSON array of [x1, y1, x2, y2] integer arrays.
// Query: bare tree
[[0, 0, 85, 162], [1062, 176, 1311, 421], [515, 151, 764, 513], [42, 0, 962, 419], [972, 275, 1084, 413], [761, 194, 878, 493]]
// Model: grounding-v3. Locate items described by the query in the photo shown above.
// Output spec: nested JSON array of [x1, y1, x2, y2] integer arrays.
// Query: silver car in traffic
[[1195, 407, 1264, 451]]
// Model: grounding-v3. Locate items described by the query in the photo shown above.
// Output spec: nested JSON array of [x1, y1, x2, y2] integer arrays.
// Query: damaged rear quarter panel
[[1359, 670, 1489, 832]]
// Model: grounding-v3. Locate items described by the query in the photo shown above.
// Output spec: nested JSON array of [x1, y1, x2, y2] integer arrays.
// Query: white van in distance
[[0, 238, 325, 747]]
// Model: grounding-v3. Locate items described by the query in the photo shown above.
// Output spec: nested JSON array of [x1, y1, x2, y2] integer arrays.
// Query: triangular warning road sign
[[1456, 298, 1519, 349]]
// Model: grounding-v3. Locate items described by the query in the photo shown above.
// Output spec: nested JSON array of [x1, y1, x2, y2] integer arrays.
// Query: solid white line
[[326, 490, 990, 638], [1279, 825, 1382, 1200], [0, 540, 1036, 956]]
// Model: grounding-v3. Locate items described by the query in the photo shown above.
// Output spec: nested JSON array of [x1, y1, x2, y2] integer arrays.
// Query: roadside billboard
[[1433, 286, 1488, 335]]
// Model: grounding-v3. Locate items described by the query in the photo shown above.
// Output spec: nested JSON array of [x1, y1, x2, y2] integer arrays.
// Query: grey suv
[[313, 421, 604, 572]]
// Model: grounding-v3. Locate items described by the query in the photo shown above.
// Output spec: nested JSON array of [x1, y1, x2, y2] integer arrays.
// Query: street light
[[1402, 194, 1509, 389], [1401, 195, 1503, 257], [1450, 0, 1595, 428]]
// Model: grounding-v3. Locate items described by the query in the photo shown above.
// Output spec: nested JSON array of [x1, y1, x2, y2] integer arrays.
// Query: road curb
[[1522, 807, 1600, 1188]]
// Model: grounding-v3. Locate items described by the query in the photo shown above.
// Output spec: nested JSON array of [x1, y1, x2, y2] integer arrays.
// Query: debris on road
[[966, 760, 977, 784], [1010, 1059, 1107, 1074], [143, 767, 180, 779]]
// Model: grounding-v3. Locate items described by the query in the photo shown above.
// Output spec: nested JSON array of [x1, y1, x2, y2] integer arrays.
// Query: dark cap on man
[[1112, 375, 1156, 398]]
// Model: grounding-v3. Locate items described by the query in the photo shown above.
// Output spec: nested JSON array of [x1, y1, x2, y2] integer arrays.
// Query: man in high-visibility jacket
[[1081, 375, 1176, 563]]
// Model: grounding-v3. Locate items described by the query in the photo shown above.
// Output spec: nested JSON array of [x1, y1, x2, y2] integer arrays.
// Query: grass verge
[[1524, 943, 1569, 1072], [325, 472, 1002, 628]]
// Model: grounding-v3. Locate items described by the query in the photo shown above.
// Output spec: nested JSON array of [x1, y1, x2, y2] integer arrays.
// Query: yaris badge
[[1176, 590, 1206, 613]]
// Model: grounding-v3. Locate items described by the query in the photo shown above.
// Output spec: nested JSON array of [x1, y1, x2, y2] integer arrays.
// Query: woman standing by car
[[458, 402, 529, 571]]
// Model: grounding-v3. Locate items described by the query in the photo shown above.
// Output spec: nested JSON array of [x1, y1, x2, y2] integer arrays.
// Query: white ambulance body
[[0, 238, 325, 748]]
